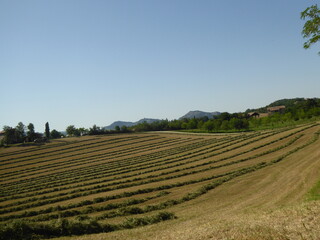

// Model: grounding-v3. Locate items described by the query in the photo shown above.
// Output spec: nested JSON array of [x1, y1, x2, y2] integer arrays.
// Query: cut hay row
[[0, 135, 152, 163], [0, 136, 201, 182], [0, 125, 314, 202], [0, 133, 249, 190], [0, 125, 317, 219], [0, 135, 180, 172], [0, 131, 270, 197], [0, 124, 319, 240]]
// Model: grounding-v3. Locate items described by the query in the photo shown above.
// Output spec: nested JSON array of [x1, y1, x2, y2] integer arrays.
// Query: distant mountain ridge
[[104, 118, 160, 130], [104, 111, 221, 130], [179, 110, 221, 120]]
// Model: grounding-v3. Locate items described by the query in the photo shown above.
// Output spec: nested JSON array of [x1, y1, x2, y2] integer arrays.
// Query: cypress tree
[[45, 122, 50, 139]]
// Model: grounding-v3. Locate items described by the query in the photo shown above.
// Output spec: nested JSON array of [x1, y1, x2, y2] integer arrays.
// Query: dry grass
[[1, 124, 320, 240], [51, 201, 320, 240]]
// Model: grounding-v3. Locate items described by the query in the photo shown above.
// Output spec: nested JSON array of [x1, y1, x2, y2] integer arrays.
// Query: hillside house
[[267, 106, 286, 115], [247, 112, 260, 118]]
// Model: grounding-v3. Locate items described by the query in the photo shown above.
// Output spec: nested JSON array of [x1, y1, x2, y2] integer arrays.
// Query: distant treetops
[[0, 122, 62, 146], [1, 98, 320, 146]]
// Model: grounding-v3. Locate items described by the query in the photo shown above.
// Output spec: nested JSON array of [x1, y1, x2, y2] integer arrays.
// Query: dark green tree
[[301, 4, 320, 54], [66, 125, 76, 136], [203, 120, 214, 132], [220, 112, 231, 121], [27, 123, 35, 142], [15, 122, 26, 142], [2, 126, 17, 144], [45, 122, 50, 139], [89, 124, 103, 135], [51, 129, 63, 139], [121, 125, 129, 132], [78, 128, 88, 136]]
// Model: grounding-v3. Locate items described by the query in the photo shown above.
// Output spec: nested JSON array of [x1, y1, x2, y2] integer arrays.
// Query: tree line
[[0, 122, 63, 146], [64, 98, 320, 135], [2, 99, 320, 146]]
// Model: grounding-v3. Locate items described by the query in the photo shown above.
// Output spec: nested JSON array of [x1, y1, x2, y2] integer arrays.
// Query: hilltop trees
[[2, 122, 35, 145], [15, 122, 26, 142], [66, 125, 79, 136], [2, 126, 18, 145], [51, 129, 63, 139], [1, 122, 63, 146]]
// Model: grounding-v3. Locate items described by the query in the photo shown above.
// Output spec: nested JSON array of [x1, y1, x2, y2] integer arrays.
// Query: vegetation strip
[[1, 129, 318, 240], [0, 136, 231, 191], [0, 131, 272, 197], [0, 132, 303, 212], [0, 130, 307, 220], [0, 211, 176, 240], [0, 136, 206, 182], [0, 127, 308, 200], [1, 126, 306, 197], [0, 135, 171, 173]]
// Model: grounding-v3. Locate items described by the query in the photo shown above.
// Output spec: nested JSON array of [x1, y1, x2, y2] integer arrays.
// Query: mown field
[[0, 123, 320, 240]]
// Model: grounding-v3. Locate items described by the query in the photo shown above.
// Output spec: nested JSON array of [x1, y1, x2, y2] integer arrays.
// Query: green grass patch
[[307, 179, 320, 201]]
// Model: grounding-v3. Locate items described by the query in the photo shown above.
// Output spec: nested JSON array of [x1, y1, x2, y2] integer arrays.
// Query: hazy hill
[[179, 110, 221, 120], [104, 118, 160, 130], [246, 97, 320, 113], [105, 111, 221, 130]]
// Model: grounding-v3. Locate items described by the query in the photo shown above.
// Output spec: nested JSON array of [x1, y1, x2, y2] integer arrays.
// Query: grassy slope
[[1, 124, 319, 240], [53, 126, 320, 240]]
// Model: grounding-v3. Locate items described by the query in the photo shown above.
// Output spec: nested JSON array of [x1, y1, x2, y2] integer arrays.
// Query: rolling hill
[[0, 122, 319, 240], [179, 110, 221, 120], [104, 118, 160, 130], [104, 111, 221, 130]]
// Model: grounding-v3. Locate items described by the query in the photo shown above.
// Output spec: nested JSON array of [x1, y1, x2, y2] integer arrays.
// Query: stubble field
[[0, 123, 320, 240]]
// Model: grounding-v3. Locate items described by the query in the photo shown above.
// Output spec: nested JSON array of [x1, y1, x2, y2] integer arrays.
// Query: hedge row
[[0, 211, 176, 240]]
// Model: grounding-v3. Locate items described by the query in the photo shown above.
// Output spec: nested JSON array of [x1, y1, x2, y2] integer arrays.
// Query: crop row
[[0, 124, 314, 201], [0, 135, 245, 202], [0, 211, 176, 240], [0, 135, 148, 163], [0, 134, 236, 190], [0, 128, 318, 240], [15, 125, 307, 192], [0, 127, 302, 200], [36, 129, 320, 224], [0, 135, 208, 182], [0, 131, 305, 218], [0, 137, 99, 158], [0, 135, 177, 175], [25, 191, 171, 222], [0, 132, 265, 196]]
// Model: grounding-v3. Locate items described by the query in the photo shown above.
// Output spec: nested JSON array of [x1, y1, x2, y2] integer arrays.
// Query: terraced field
[[0, 123, 319, 240]]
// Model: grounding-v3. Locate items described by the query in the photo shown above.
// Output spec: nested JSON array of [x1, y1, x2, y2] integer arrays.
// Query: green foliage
[[50, 129, 63, 139], [307, 179, 320, 201], [0, 212, 176, 240], [2, 126, 18, 145], [66, 125, 81, 136], [27, 123, 35, 142], [301, 4, 320, 54], [45, 122, 50, 139], [15, 122, 26, 142]]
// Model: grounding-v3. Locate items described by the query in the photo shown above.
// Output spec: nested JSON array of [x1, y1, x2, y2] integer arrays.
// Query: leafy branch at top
[[301, 4, 320, 54]]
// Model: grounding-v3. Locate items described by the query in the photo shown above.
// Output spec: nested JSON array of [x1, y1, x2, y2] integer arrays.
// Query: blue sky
[[1, 0, 319, 132]]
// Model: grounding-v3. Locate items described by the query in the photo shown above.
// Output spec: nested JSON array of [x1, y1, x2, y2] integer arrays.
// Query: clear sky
[[1, 0, 319, 132]]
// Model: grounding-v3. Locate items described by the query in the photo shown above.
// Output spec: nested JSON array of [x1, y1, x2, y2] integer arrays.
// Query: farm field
[[0, 123, 320, 240]]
